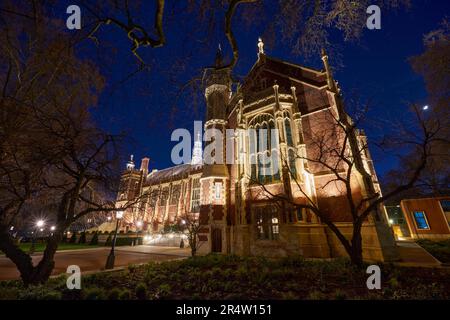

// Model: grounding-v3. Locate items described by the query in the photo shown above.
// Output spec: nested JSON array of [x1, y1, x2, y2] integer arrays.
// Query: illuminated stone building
[[116, 39, 398, 262]]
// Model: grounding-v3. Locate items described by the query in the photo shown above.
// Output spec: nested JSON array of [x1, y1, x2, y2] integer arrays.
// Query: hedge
[[90, 232, 99, 245]]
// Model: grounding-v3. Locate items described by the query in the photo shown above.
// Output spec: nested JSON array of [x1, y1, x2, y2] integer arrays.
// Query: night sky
[[72, 1, 449, 180]]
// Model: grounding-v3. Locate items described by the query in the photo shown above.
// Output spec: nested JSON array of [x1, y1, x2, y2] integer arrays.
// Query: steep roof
[[144, 163, 203, 186], [241, 54, 328, 92]]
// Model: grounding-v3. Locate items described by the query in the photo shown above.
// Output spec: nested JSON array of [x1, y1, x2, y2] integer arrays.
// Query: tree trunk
[[0, 229, 35, 284], [350, 223, 364, 267], [0, 228, 62, 285], [189, 236, 197, 257], [27, 234, 62, 284]]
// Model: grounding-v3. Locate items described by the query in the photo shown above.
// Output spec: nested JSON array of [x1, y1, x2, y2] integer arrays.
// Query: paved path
[[395, 240, 442, 267], [0, 245, 190, 281]]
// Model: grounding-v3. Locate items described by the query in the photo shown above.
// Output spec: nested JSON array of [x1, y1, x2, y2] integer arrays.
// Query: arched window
[[283, 112, 297, 178], [288, 148, 297, 177], [248, 114, 280, 184], [255, 205, 279, 240], [249, 129, 257, 181], [284, 118, 294, 147]]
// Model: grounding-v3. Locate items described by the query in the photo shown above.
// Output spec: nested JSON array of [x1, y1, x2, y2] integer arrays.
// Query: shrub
[[119, 289, 131, 300], [105, 234, 112, 246], [279, 255, 304, 268], [83, 288, 106, 300], [78, 232, 86, 244], [307, 290, 327, 300], [69, 232, 77, 243], [281, 291, 298, 300], [114, 237, 143, 246], [157, 284, 172, 298], [333, 289, 347, 300], [19, 285, 62, 300], [388, 277, 400, 289], [108, 288, 121, 300], [135, 282, 147, 300], [90, 232, 99, 245]]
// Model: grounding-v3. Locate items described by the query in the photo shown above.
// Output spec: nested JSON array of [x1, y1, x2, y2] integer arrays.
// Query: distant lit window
[[413, 211, 430, 230], [214, 182, 222, 200]]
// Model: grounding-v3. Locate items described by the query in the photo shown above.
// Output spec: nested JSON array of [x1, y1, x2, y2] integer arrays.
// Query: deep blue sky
[[73, 0, 449, 180]]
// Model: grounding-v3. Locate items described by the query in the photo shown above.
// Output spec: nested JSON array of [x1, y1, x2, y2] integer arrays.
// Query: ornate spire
[[126, 154, 135, 170], [191, 132, 203, 165], [215, 44, 223, 68], [257, 37, 264, 56], [321, 48, 337, 93]]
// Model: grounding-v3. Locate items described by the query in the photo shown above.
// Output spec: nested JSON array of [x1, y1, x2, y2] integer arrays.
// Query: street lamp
[[30, 220, 45, 254], [105, 211, 124, 270], [134, 221, 143, 246]]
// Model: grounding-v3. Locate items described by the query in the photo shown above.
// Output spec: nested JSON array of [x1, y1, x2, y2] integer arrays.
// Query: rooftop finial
[[191, 131, 203, 165], [126, 154, 135, 170], [321, 48, 337, 93], [258, 37, 264, 55], [215, 43, 223, 67]]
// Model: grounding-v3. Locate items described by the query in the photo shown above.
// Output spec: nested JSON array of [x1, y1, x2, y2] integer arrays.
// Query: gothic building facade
[[116, 40, 398, 262]]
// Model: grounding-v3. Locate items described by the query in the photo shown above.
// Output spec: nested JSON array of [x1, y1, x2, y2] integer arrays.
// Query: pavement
[[0, 245, 190, 281], [395, 240, 442, 267], [0, 241, 445, 281]]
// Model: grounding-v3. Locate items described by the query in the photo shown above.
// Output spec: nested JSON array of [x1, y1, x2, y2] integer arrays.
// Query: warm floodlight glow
[[36, 220, 44, 228], [136, 221, 143, 227], [50, 226, 56, 231], [388, 219, 394, 225], [116, 211, 124, 219]]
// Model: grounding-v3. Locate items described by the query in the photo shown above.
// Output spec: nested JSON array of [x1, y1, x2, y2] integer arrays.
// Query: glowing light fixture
[[116, 211, 124, 219]]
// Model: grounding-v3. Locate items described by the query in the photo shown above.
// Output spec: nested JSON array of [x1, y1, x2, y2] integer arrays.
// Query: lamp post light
[[30, 220, 45, 254], [135, 220, 143, 246], [105, 211, 124, 270]]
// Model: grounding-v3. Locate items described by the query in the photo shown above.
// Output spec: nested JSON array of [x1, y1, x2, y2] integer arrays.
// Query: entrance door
[[211, 228, 222, 253]]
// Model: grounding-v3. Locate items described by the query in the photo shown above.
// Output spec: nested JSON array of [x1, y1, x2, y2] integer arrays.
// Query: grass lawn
[[1, 254, 449, 300], [1, 243, 99, 255], [417, 239, 450, 263]]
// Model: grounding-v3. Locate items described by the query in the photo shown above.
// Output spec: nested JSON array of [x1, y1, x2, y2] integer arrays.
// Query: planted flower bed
[[1, 254, 449, 300]]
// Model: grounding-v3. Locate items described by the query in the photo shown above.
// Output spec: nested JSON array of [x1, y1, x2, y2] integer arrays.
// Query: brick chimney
[[140, 157, 150, 174]]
